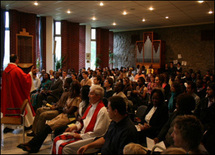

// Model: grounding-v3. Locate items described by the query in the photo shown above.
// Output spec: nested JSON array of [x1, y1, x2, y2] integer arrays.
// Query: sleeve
[[80, 107, 110, 139]]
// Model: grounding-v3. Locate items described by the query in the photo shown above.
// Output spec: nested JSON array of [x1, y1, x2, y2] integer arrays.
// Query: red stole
[[80, 101, 104, 133]]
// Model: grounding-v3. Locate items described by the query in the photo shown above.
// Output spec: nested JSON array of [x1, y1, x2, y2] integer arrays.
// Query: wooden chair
[[1, 99, 28, 146]]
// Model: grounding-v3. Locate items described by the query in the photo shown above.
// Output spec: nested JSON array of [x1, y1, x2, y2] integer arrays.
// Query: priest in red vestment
[[1, 54, 35, 118]]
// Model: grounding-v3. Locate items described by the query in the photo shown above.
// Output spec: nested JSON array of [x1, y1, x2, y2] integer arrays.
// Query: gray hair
[[90, 85, 104, 99]]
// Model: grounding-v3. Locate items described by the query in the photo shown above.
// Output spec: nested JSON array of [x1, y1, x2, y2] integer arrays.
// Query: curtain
[[1, 9, 6, 73]]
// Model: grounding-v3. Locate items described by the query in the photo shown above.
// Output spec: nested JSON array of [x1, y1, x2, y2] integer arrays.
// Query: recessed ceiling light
[[142, 18, 146, 22], [100, 2, 104, 6], [92, 17, 96, 20], [112, 22, 116, 26], [149, 7, 154, 11], [208, 10, 213, 14], [165, 16, 169, 19], [67, 10, 71, 14], [123, 11, 127, 15], [198, 1, 204, 3], [34, 2, 38, 6]]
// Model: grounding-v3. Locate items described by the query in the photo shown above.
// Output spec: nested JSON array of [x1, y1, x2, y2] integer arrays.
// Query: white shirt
[[76, 102, 110, 140], [33, 77, 41, 90], [145, 106, 157, 124]]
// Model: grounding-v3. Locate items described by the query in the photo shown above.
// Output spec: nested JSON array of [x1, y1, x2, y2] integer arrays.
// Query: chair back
[[136, 105, 147, 118], [20, 99, 28, 115]]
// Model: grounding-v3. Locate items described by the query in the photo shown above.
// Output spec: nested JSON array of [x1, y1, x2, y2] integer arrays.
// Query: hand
[[73, 133, 81, 139], [50, 105, 56, 110], [77, 145, 89, 154], [153, 138, 159, 144], [30, 66, 34, 73], [64, 126, 76, 132], [143, 123, 150, 129]]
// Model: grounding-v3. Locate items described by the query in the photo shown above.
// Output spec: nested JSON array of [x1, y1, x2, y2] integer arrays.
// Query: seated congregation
[[10, 63, 215, 154]]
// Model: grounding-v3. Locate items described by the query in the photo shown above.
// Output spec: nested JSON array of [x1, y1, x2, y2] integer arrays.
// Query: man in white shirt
[[51, 85, 110, 154]]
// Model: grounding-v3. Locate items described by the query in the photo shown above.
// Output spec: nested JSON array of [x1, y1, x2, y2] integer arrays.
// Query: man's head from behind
[[10, 54, 18, 64]]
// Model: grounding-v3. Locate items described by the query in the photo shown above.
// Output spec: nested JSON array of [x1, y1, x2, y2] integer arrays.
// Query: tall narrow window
[[54, 21, 61, 70], [3, 11, 10, 70], [91, 28, 96, 70]]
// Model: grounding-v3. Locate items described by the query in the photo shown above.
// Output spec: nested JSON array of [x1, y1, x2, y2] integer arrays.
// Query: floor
[[1, 128, 52, 154]]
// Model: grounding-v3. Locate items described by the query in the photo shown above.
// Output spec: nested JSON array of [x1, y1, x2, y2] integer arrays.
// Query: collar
[[8, 63, 17, 66]]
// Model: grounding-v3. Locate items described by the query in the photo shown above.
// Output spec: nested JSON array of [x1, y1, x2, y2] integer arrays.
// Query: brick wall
[[79, 25, 86, 70], [61, 20, 80, 73], [9, 10, 37, 66], [96, 28, 110, 69]]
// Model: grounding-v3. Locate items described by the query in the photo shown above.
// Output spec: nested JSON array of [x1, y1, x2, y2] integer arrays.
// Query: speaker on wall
[[201, 30, 214, 41], [131, 35, 140, 44]]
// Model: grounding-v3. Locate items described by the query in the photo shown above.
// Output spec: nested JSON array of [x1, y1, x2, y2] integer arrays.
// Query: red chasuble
[[1, 63, 35, 117]]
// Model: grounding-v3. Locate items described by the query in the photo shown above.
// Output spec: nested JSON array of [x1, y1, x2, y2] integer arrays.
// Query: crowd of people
[[1, 54, 215, 154]]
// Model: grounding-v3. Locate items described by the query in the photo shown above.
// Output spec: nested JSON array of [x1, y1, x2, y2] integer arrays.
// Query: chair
[[135, 105, 147, 119], [1, 99, 28, 146]]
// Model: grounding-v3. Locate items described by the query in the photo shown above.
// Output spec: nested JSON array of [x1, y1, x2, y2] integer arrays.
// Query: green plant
[[55, 56, 65, 71], [95, 54, 101, 68], [109, 50, 115, 64], [36, 58, 40, 69]]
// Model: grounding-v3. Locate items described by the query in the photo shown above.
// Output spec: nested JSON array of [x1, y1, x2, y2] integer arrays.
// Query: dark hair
[[106, 77, 114, 87], [150, 88, 165, 105], [173, 115, 203, 150], [81, 85, 90, 115], [70, 81, 81, 98], [82, 71, 88, 75], [10, 54, 18, 63], [71, 73, 77, 79], [96, 75, 102, 84], [65, 78, 73, 86], [109, 96, 127, 115], [176, 93, 195, 113], [207, 82, 215, 92], [138, 77, 145, 85], [187, 81, 197, 92], [42, 73, 50, 83], [172, 81, 182, 94]]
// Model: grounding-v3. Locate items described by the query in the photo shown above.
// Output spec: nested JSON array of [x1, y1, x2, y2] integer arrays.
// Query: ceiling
[[1, 1, 214, 32]]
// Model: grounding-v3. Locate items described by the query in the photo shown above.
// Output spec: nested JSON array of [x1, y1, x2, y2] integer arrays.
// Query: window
[[91, 28, 96, 70], [54, 21, 61, 70], [3, 11, 10, 70]]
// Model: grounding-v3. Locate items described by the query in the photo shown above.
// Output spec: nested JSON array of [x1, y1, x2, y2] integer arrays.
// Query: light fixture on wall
[[92, 17, 96, 20], [149, 7, 154, 11], [112, 22, 116, 26], [100, 2, 104, 6], [165, 16, 169, 19], [34, 1, 38, 6], [142, 18, 146, 22], [123, 11, 127, 15], [198, 1, 204, 3], [67, 10, 71, 14], [208, 10, 213, 14]]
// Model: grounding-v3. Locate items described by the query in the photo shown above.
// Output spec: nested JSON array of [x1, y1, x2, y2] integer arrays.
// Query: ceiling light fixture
[[142, 18, 146, 22], [34, 2, 38, 6], [208, 10, 213, 14], [92, 17, 96, 20], [123, 11, 127, 15], [67, 10, 71, 14], [100, 2, 104, 6], [165, 16, 169, 19], [149, 7, 154, 11], [112, 22, 116, 26], [198, 1, 204, 3]]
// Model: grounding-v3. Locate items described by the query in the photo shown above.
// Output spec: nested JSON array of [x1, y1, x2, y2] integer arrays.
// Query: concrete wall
[[113, 23, 214, 74]]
